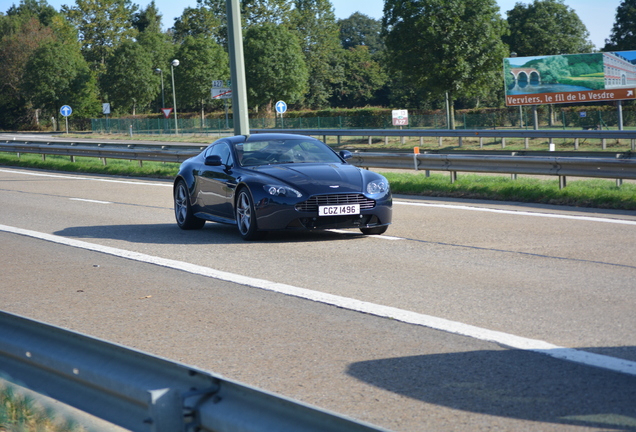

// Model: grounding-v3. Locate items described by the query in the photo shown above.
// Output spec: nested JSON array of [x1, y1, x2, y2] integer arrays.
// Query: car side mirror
[[204, 155, 223, 166], [339, 150, 352, 160]]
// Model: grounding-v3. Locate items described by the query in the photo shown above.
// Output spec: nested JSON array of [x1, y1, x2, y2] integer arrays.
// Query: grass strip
[[383, 172, 636, 210]]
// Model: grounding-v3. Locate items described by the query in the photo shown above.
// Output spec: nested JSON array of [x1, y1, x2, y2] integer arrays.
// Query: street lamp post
[[154, 68, 165, 108], [154, 68, 166, 132], [170, 59, 179, 135]]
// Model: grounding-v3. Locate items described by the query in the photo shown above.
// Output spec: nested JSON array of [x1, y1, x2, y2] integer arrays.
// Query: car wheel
[[174, 180, 205, 230], [235, 188, 263, 240], [360, 225, 388, 235]]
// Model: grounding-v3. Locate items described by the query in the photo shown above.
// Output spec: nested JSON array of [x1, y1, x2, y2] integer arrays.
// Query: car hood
[[252, 163, 364, 193]]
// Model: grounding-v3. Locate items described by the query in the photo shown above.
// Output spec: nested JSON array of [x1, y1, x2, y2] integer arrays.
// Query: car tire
[[235, 188, 263, 240], [360, 225, 388, 235], [174, 180, 205, 230]]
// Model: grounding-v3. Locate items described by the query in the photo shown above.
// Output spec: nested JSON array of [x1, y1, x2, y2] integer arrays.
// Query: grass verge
[[1, 152, 635, 211], [1, 384, 86, 432]]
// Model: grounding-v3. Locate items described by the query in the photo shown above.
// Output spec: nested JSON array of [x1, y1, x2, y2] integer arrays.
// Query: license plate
[[318, 204, 360, 216]]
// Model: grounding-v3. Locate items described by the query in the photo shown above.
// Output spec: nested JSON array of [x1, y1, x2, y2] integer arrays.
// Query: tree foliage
[[173, 36, 229, 112], [289, 0, 341, 108], [330, 46, 386, 107], [504, 0, 594, 56], [101, 40, 157, 114], [338, 12, 384, 54], [604, 0, 636, 51], [383, 0, 508, 105], [62, 0, 139, 70], [243, 23, 308, 110], [23, 39, 99, 117]]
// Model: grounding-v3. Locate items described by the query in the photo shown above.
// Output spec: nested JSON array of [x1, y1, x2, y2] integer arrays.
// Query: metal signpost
[[60, 105, 72, 134], [392, 109, 408, 143], [102, 103, 110, 132], [276, 100, 287, 128], [212, 80, 233, 129]]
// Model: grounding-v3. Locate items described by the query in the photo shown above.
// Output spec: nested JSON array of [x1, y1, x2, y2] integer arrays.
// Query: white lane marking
[[1, 223, 635, 377], [0, 168, 171, 187], [328, 229, 403, 240], [69, 198, 112, 204], [396, 201, 636, 225]]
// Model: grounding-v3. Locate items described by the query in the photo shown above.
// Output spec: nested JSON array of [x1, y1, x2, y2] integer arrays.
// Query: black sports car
[[173, 133, 392, 240]]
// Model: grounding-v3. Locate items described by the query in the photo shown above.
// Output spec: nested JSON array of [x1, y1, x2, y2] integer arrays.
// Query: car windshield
[[235, 139, 343, 167]]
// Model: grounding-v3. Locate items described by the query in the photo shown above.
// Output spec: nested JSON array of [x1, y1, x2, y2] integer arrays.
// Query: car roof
[[246, 133, 322, 142]]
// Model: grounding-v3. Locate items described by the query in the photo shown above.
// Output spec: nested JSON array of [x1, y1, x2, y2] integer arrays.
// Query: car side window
[[206, 143, 233, 166]]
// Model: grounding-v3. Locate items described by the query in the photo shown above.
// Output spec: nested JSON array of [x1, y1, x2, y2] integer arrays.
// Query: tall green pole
[[226, 0, 250, 136]]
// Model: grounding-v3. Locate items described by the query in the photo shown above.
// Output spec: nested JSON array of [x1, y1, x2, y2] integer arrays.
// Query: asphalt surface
[[1, 166, 636, 431]]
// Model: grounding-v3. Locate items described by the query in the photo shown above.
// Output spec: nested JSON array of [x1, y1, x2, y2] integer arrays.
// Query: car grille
[[295, 194, 376, 212]]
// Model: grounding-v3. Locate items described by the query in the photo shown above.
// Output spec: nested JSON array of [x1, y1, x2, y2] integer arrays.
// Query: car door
[[197, 143, 236, 219]]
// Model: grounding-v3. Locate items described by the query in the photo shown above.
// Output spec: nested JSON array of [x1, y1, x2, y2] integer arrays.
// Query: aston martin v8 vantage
[[173, 133, 392, 240]]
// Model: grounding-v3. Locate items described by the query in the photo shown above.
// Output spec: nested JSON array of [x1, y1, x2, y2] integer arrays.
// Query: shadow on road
[[53, 223, 367, 245], [347, 347, 636, 430]]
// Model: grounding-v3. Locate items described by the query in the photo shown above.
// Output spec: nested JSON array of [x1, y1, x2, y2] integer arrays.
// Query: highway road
[[1, 165, 635, 431]]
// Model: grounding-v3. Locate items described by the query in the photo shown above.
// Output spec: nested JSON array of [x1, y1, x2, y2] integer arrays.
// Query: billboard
[[504, 51, 636, 106]]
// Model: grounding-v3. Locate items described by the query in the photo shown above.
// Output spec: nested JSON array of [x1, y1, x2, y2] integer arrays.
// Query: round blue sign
[[275, 100, 287, 114], [60, 105, 73, 117]]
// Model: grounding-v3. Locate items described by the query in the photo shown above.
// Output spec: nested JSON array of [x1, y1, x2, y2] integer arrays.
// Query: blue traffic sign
[[275, 100, 287, 114], [60, 105, 72, 117]]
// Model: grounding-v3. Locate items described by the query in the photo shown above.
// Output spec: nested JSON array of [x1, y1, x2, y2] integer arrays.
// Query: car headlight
[[264, 185, 302, 198], [366, 179, 389, 194]]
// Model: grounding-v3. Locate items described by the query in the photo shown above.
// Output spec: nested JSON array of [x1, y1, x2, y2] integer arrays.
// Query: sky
[[3, 0, 623, 50]]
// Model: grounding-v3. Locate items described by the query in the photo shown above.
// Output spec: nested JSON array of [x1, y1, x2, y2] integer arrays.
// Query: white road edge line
[[69, 198, 112, 204], [2, 223, 635, 377], [395, 201, 636, 225], [0, 168, 171, 187]]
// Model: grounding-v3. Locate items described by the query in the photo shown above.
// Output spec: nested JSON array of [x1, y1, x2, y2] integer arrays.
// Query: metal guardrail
[[0, 310, 385, 432], [252, 127, 636, 140]]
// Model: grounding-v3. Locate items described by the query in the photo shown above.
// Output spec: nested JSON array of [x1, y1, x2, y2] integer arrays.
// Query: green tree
[[290, 0, 341, 108], [62, 0, 139, 71], [201, 0, 292, 26], [0, 15, 57, 128], [22, 39, 99, 118], [243, 23, 308, 112], [338, 12, 384, 54], [331, 45, 387, 107], [172, 5, 222, 44], [604, 0, 636, 51], [383, 0, 508, 119], [101, 39, 157, 114], [504, 0, 594, 56], [173, 36, 229, 119], [6, 0, 57, 27]]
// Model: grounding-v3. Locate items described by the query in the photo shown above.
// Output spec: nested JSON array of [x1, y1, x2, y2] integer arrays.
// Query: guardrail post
[[438, 137, 442, 147], [574, 138, 579, 150], [501, 137, 505, 149], [42, 154, 45, 161], [602, 138, 607, 150], [511, 174, 518, 180], [479, 137, 483, 148], [559, 176, 567, 189], [458, 136, 463, 147], [384, 136, 388, 145], [524, 137, 529, 149], [368, 136, 372, 145], [632, 139, 635, 151], [450, 171, 457, 183]]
